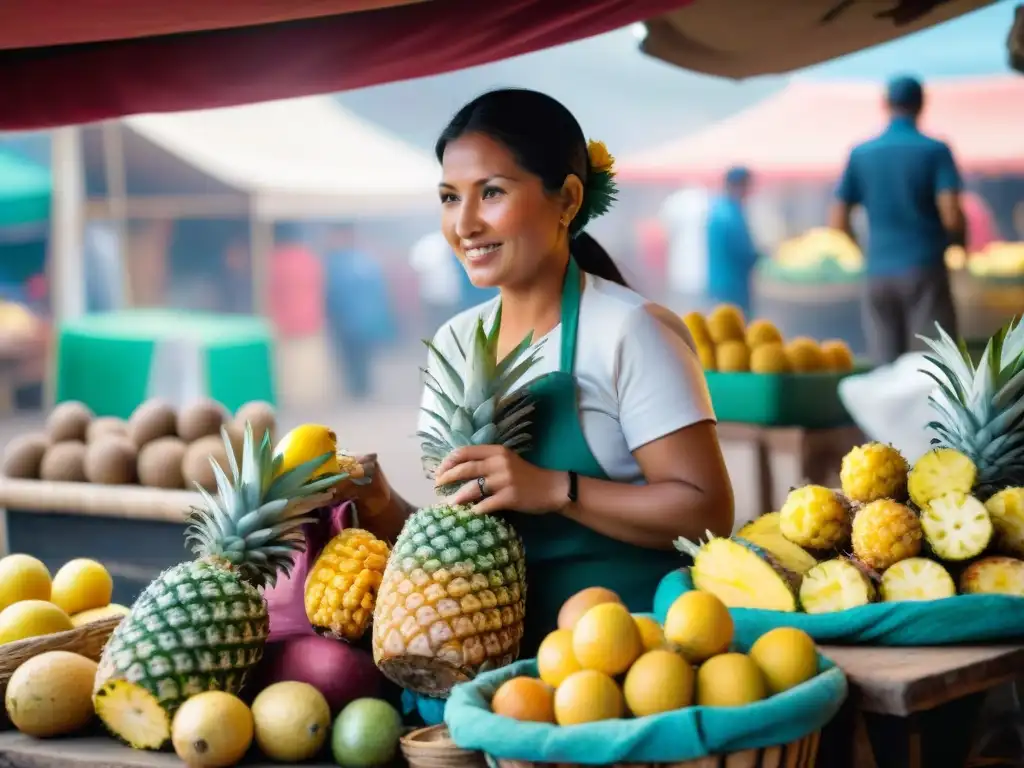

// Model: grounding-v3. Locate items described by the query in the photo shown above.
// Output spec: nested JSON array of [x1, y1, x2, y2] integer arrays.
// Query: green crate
[[706, 365, 871, 428]]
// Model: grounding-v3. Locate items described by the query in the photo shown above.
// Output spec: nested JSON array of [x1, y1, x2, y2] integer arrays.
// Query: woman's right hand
[[334, 453, 393, 519]]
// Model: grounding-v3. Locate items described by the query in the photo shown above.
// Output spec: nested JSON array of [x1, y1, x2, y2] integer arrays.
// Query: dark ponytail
[[436, 88, 627, 288]]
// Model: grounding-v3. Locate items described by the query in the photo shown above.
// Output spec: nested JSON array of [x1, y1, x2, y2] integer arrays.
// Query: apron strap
[[559, 257, 582, 374]]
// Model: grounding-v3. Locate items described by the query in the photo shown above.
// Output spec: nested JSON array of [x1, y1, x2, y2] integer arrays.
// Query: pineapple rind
[[689, 537, 800, 612], [880, 557, 956, 602], [736, 514, 818, 575], [959, 556, 1024, 596], [908, 448, 977, 510], [779, 485, 851, 550], [799, 558, 875, 614], [984, 487, 1024, 558], [851, 499, 923, 571], [920, 493, 993, 562], [840, 442, 909, 503]]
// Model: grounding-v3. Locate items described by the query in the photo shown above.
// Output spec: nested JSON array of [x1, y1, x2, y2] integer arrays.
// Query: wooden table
[[818, 644, 1024, 768]]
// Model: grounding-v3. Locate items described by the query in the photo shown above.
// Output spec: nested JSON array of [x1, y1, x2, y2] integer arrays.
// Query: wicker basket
[[401, 725, 821, 768], [0, 615, 121, 702]]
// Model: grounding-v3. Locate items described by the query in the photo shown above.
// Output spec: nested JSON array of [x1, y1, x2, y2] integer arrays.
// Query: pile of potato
[[683, 304, 856, 374], [1, 398, 277, 492]]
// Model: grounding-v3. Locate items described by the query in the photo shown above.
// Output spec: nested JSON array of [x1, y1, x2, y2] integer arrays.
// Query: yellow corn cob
[[305, 528, 390, 641]]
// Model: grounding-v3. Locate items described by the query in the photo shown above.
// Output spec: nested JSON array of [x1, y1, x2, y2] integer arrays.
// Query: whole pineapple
[[373, 314, 538, 697], [779, 485, 851, 550], [840, 442, 909, 503], [93, 425, 345, 750], [851, 499, 923, 571], [917, 319, 1024, 499]]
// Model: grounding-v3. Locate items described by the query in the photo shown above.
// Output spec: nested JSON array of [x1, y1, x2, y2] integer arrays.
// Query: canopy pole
[[44, 126, 86, 408], [101, 121, 133, 308], [249, 208, 273, 316]]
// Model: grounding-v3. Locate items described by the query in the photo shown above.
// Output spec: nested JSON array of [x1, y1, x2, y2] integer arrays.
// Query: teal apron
[[404, 257, 682, 724]]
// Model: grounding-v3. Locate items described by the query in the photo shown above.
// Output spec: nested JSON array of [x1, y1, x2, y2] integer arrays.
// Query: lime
[[331, 698, 402, 767]]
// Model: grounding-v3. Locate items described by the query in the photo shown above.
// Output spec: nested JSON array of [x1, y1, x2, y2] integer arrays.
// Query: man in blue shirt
[[706, 166, 760, 317], [829, 75, 965, 364]]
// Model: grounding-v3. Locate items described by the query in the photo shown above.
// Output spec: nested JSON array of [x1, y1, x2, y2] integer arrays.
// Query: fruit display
[[5, 650, 99, 737], [773, 228, 864, 274], [945, 241, 1024, 279], [0, 397, 280, 492], [488, 588, 822, 727], [683, 304, 855, 374], [372, 315, 537, 696]]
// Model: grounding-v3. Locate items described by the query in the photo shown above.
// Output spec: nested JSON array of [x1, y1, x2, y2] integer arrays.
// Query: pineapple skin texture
[[985, 487, 1024, 558], [840, 442, 909, 504], [93, 560, 269, 748], [371, 504, 526, 696], [305, 528, 390, 641], [779, 485, 850, 550], [851, 500, 923, 571]]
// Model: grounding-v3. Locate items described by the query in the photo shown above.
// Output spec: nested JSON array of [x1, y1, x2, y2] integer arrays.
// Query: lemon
[[251, 682, 331, 762], [273, 424, 340, 479], [748, 627, 818, 694], [572, 602, 643, 677], [172, 691, 254, 767], [0, 600, 73, 644], [664, 591, 734, 663], [50, 559, 113, 615], [70, 603, 130, 628], [536, 629, 582, 687], [553, 670, 624, 726], [0, 554, 52, 612], [623, 649, 695, 717], [5, 650, 98, 737], [696, 653, 767, 707], [633, 615, 666, 651]]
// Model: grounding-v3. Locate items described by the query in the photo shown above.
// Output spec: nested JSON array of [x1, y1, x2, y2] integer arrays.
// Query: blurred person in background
[[829, 75, 965, 364], [706, 167, 759, 317], [659, 187, 710, 311], [324, 223, 396, 400], [409, 229, 461, 336]]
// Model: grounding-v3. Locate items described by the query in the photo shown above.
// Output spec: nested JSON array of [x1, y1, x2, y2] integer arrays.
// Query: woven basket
[[401, 725, 820, 768], [0, 615, 121, 702]]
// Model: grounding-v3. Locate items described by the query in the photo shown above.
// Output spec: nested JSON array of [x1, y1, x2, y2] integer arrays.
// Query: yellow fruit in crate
[[50, 559, 113, 615], [0, 554, 51, 612], [557, 586, 623, 631], [779, 485, 851, 550], [537, 629, 582, 687], [0, 600, 73, 644], [5, 650, 98, 737], [840, 442, 909, 504], [715, 340, 750, 372], [70, 603, 130, 628], [273, 424, 341, 479], [706, 304, 745, 344], [171, 691, 254, 768], [663, 591, 733, 663], [251, 682, 331, 762], [624, 650, 695, 717], [750, 343, 791, 374], [305, 528, 390, 641], [572, 602, 643, 676], [851, 499, 923, 571], [820, 339, 855, 372], [696, 653, 767, 707], [785, 337, 826, 373], [490, 677, 556, 723], [748, 627, 818, 694], [634, 615, 666, 651], [553, 670, 624, 725], [745, 319, 783, 348], [682, 311, 712, 347], [696, 343, 717, 371]]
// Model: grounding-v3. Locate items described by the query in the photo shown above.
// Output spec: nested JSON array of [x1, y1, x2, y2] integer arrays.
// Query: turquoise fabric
[[655, 568, 1024, 646], [445, 627, 847, 765]]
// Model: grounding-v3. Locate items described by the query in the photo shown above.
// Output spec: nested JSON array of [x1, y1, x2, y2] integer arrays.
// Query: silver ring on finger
[[477, 476, 489, 498]]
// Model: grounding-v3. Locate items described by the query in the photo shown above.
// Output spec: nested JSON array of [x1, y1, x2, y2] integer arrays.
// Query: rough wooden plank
[[821, 645, 1024, 716], [0, 479, 199, 523]]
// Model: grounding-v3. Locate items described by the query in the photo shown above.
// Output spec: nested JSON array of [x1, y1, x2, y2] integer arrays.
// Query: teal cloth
[[445, 627, 847, 765], [655, 569, 1024, 647]]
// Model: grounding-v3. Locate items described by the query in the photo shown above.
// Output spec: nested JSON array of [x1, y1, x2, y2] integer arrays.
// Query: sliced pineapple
[[984, 487, 1024, 558], [920, 493, 993, 562], [93, 680, 171, 750], [736, 512, 818, 574], [799, 558, 876, 614], [675, 534, 800, 612], [908, 448, 977, 509], [959, 556, 1024, 597], [880, 558, 956, 602]]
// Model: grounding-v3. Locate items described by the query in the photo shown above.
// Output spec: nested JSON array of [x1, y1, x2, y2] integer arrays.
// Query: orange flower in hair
[[587, 140, 615, 174]]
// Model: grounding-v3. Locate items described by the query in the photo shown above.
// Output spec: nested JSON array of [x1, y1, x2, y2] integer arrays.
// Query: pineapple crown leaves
[[185, 422, 349, 588]]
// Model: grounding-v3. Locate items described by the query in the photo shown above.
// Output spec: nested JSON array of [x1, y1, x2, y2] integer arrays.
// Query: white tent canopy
[[123, 95, 440, 219]]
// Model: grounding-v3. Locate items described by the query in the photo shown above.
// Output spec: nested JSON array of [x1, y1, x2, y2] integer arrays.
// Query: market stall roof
[[637, 0, 1001, 79], [0, 148, 51, 228], [121, 96, 439, 219], [617, 75, 1024, 184]]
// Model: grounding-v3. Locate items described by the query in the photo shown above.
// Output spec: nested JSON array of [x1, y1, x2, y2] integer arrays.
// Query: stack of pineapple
[[682, 304, 855, 374], [678, 318, 1024, 613]]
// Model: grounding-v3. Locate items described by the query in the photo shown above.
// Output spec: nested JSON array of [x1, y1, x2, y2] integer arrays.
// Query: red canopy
[[0, 0, 692, 130], [618, 75, 1024, 184]]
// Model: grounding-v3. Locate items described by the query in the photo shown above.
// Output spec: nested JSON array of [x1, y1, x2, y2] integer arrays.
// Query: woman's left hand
[[434, 445, 568, 515]]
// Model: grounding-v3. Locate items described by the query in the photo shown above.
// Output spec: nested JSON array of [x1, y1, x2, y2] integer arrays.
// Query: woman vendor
[[345, 88, 734, 722]]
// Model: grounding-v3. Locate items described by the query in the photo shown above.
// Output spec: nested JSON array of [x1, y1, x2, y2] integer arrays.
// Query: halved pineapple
[[675, 533, 800, 612], [908, 448, 977, 509], [880, 557, 956, 602], [799, 558, 876, 614], [736, 512, 819, 574], [959, 556, 1024, 597], [920, 493, 993, 562], [984, 487, 1024, 558]]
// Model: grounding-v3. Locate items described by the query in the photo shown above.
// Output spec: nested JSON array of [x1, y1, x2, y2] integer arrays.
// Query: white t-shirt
[[418, 271, 717, 483]]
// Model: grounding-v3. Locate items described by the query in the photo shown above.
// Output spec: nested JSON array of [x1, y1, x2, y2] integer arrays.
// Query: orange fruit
[[557, 587, 623, 631], [663, 591, 734, 663], [572, 602, 643, 677], [748, 627, 818, 694], [490, 677, 555, 723], [633, 615, 665, 651], [537, 630, 582, 688], [696, 653, 766, 707], [623, 650, 695, 717], [553, 670, 624, 726]]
